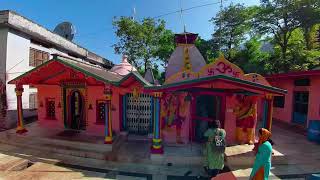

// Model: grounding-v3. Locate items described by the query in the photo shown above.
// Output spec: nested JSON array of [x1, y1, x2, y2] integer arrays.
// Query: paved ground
[[232, 121, 320, 179], [0, 122, 319, 179]]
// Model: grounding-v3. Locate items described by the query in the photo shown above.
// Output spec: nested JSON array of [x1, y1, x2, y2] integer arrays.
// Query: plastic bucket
[[307, 120, 320, 143]]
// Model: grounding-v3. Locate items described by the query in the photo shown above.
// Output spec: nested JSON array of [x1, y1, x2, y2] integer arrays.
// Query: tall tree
[[152, 29, 175, 68], [254, 0, 300, 64], [113, 17, 174, 71], [294, 0, 320, 49], [210, 4, 251, 60], [112, 17, 141, 67], [195, 37, 219, 63], [234, 38, 270, 74]]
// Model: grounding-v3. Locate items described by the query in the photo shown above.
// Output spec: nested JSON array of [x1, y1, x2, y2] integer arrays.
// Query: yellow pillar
[[15, 86, 27, 134], [104, 92, 112, 144]]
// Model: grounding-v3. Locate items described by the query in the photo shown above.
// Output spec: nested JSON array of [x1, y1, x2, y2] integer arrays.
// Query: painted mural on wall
[[165, 56, 271, 87], [233, 95, 258, 144], [161, 92, 190, 144]]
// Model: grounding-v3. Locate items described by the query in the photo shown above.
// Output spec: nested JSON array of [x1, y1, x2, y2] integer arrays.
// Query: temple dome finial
[[111, 54, 137, 76]]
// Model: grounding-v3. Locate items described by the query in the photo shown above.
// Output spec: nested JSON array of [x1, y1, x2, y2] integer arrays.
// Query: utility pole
[[219, 0, 223, 51]]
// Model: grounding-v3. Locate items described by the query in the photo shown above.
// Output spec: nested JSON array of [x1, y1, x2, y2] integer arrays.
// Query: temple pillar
[[264, 94, 273, 132], [104, 92, 112, 144], [266, 94, 273, 132], [15, 86, 27, 134], [151, 92, 163, 154]]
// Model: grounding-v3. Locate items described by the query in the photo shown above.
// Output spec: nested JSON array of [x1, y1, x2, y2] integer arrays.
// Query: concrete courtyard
[[0, 121, 319, 179]]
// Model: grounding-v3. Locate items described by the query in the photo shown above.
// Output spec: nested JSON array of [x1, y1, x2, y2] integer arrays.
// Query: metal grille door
[[126, 93, 153, 135]]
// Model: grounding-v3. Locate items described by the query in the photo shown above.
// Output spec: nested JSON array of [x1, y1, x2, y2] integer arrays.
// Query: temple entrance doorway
[[123, 93, 153, 135], [64, 89, 86, 130], [193, 95, 222, 142]]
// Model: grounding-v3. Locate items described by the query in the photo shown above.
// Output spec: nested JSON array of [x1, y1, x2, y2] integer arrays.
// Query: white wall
[[5, 30, 31, 110], [3, 30, 90, 111]]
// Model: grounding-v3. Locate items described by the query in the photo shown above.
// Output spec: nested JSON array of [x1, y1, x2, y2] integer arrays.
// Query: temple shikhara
[[8, 32, 286, 154]]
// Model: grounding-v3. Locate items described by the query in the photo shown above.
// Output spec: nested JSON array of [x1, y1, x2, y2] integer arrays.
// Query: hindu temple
[[8, 32, 286, 154]]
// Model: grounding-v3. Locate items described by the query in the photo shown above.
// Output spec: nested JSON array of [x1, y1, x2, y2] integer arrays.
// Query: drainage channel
[[55, 162, 231, 180], [55, 162, 152, 180]]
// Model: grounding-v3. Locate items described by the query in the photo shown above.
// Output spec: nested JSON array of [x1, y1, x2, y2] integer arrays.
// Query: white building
[[0, 10, 113, 129]]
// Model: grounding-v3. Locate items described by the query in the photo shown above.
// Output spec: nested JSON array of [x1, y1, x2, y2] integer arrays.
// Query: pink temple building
[[8, 32, 286, 154]]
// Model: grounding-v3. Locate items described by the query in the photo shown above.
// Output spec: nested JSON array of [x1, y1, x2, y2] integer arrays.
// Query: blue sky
[[1, 0, 259, 64]]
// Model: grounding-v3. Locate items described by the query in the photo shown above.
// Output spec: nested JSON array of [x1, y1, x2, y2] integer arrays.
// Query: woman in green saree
[[203, 120, 226, 179]]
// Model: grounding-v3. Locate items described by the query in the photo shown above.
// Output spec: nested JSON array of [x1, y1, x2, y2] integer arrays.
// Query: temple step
[[0, 132, 112, 160]]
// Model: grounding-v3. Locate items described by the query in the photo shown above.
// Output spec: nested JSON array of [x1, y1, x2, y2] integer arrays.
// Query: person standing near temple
[[203, 120, 226, 179], [250, 128, 274, 180]]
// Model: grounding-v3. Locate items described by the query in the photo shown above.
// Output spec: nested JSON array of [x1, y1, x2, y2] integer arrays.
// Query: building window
[[29, 48, 50, 67], [29, 93, 38, 110], [273, 96, 285, 108], [294, 78, 310, 86], [46, 98, 56, 119]]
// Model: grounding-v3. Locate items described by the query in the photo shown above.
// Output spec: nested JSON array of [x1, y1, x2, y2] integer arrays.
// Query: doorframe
[[190, 91, 227, 141], [291, 91, 309, 128], [122, 93, 153, 135], [63, 86, 87, 130]]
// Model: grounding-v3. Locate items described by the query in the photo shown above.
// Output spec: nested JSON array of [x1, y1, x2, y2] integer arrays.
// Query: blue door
[[292, 92, 309, 126]]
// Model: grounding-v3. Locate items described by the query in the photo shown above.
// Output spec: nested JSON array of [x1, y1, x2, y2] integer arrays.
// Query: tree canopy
[[112, 0, 320, 82], [112, 17, 175, 71]]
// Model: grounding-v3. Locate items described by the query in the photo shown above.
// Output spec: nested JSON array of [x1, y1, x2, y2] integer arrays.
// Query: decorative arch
[[198, 56, 244, 79], [164, 55, 271, 87]]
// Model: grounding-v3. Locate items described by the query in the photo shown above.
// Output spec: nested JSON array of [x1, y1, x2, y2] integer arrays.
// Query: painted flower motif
[[252, 74, 259, 82]]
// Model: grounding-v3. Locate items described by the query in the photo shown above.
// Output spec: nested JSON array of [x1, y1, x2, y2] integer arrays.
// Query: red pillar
[[265, 94, 273, 132], [15, 86, 27, 134]]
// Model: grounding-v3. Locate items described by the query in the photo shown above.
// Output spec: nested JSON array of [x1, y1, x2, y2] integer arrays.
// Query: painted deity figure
[[161, 93, 190, 144], [233, 95, 257, 145]]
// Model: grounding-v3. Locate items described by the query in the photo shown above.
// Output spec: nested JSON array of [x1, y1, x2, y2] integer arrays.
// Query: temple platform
[[0, 123, 290, 168], [0, 123, 113, 160]]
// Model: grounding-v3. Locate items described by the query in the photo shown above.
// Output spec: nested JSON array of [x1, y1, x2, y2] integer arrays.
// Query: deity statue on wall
[[161, 92, 190, 144], [233, 95, 257, 145]]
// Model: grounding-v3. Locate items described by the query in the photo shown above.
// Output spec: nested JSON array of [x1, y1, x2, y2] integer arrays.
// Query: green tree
[[294, 0, 320, 50], [234, 38, 270, 74], [210, 4, 252, 60], [195, 37, 219, 63], [286, 28, 320, 71], [254, 0, 300, 62], [112, 17, 174, 71], [152, 29, 175, 68]]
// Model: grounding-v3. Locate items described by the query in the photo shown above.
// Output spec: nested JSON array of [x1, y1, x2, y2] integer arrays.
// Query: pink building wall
[[86, 86, 105, 136], [36, 85, 123, 137], [36, 85, 64, 129], [269, 76, 320, 127], [225, 95, 237, 144], [270, 80, 295, 124]]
